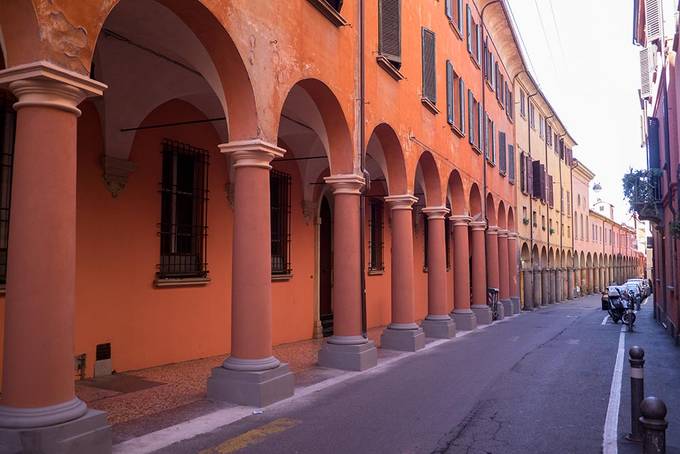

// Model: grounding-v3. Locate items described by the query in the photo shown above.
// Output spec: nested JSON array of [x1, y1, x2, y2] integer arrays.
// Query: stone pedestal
[[452, 309, 477, 331], [318, 339, 378, 371], [208, 360, 294, 407], [380, 325, 426, 352], [422, 316, 457, 339]]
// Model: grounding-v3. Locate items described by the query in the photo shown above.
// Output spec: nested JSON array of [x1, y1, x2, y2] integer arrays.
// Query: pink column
[[451, 215, 476, 330], [0, 63, 110, 448], [210, 139, 293, 406], [380, 195, 425, 351], [497, 229, 511, 316], [507, 232, 520, 314], [470, 221, 492, 324], [317, 175, 377, 370], [421, 206, 455, 338], [486, 226, 502, 319]]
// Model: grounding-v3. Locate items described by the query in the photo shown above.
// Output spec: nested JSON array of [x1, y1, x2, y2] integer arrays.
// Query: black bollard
[[626, 346, 645, 442], [640, 397, 667, 454]]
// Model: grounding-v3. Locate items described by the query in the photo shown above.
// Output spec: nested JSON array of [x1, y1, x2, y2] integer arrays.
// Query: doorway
[[319, 195, 333, 337]]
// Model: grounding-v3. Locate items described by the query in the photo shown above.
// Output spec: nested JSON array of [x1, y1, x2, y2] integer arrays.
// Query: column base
[[421, 316, 456, 339], [0, 409, 111, 454], [207, 363, 294, 407], [452, 309, 477, 331], [511, 297, 520, 314], [495, 302, 505, 320], [471, 304, 492, 325], [380, 326, 425, 352], [318, 339, 377, 371], [501, 299, 512, 317]]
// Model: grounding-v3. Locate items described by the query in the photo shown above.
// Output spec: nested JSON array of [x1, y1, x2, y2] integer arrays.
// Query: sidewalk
[[619, 297, 680, 453], [76, 326, 392, 442]]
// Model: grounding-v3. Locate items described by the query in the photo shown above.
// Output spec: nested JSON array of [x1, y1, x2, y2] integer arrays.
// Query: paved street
[[146, 295, 678, 454]]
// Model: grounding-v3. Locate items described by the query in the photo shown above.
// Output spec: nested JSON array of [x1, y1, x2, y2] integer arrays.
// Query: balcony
[[624, 168, 662, 223]]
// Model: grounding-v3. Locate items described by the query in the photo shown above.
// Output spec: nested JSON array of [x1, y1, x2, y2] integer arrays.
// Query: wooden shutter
[[422, 28, 436, 103], [645, 0, 663, 43], [459, 78, 466, 133], [499, 131, 507, 173], [647, 117, 660, 168], [379, 0, 401, 66], [468, 90, 474, 142], [640, 47, 652, 99], [476, 23, 482, 62], [540, 164, 546, 200], [519, 152, 525, 192], [532, 160, 541, 198], [548, 174, 554, 207], [508, 144, 515, 182], [466, 5, 472, 53], [446, 61, 454, 125], [445, 0, 452, 20]]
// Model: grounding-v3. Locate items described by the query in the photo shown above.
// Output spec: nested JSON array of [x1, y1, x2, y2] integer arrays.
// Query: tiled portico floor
[[76, 326, 387, 428]]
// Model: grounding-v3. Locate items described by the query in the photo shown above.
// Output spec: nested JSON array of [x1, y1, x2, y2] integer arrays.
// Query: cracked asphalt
[[159, 295, 678, 454]]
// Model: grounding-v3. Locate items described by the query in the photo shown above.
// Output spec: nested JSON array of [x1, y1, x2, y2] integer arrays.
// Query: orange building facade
[[0, 1, 642, 452]]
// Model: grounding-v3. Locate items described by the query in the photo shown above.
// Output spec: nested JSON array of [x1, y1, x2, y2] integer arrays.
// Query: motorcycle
[[605, 287, 636, 330]]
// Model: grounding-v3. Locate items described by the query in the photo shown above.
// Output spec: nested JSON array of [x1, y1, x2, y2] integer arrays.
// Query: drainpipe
[[359, 0, 367, 336]]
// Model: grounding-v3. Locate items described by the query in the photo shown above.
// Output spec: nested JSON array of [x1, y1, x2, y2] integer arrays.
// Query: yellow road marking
[[198, 418, 300, 454]]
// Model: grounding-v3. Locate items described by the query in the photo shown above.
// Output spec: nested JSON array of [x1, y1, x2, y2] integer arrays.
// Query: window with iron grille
[[369, 198, 384, 271], [158, 139, 209, 279], [0, 92, 16, 286], [271, 169, 292, 275]]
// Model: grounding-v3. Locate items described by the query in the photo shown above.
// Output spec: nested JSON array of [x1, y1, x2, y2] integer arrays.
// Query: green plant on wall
[[622, 168, 662, 219], [670, 219, 680, 239]]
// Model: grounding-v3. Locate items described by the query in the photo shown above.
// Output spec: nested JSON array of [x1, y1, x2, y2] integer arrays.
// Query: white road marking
[[603, 325, 626, 454], [601, 315, 610, 325]]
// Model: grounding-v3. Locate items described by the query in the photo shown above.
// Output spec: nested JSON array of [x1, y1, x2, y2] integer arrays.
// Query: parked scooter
[[603, 286, 636, 330]]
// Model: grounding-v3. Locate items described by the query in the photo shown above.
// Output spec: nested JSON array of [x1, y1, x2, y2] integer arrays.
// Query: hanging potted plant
[[522, 217, 530, 225]]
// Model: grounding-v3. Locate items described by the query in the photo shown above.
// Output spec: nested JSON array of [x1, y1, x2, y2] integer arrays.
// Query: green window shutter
[[466, 5, 472, 53], [421, 28, 436, 103], [446, 60, 454, 125], [379, 0, 402, 67]]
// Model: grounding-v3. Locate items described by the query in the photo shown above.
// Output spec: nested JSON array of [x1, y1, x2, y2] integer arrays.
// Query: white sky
[[505, 0, 675, 224]]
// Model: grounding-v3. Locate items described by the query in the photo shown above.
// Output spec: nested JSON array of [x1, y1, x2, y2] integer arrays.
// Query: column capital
[[385, 194, 418, 210], [497, 229, 508, 238], [470, 220, 487, 231], [422, 206, 450, 219], [324, 173, 365, 194], [507, 232, 519, 239], [486, 225, 499, 235], [450, 215, 473, 226], [220, 139, 285, 169], [0, 61, 106, 116]]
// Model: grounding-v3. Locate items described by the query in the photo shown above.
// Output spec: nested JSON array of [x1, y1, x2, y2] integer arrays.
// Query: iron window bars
[[0, 92, 15, 286], [369, 198, 384, 271], [271, 169, 292, 276], [158, 139, 209, 279]]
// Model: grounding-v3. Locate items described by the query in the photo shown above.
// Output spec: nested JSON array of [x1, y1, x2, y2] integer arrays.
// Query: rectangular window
[[271, 169, 292, 275], [468, 89, 474, 142], [539, 113, 545, 139], [159, 139, 209, 279], [456, 76, 465, 133], [0, 92, 15, 286], [519, 89, 526, 118], [421, 28, 436, 105], [447, 0, 463, 34], [379, 0, 402, 68], [508, 144, 515, 183], [529, 102, 536, 129], [546, 123, 553, 147], [369, 199, 384, 271], [505, 82, 513, 119], [548, 174, 554, 207], [446, 60, 454, 125], [519, 152, 526, 193], [466, 4, 473, 53], [532, 211, 537, 227], [499, 131, 507, 175]]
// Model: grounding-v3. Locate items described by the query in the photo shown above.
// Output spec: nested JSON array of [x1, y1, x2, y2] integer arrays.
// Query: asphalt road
[[159, 295, 677, 454]]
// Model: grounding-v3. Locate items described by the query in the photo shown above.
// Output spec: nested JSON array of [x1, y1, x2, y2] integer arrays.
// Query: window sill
[[500, 170, 507, 177], [154, 276, 211, 288], [306, 0, 348, 27], [272, 273, 293, 282], [421, 97, 439, 115], [486, 80, 494, 91], [449, 20, 463, 39], [472, 144, 482, 154], [368, 269, 384, 276], [486, 158, 496, 167], [451, 124, 465, 138], [376, 55, 404, 81], [470, 55, 480, 69]]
